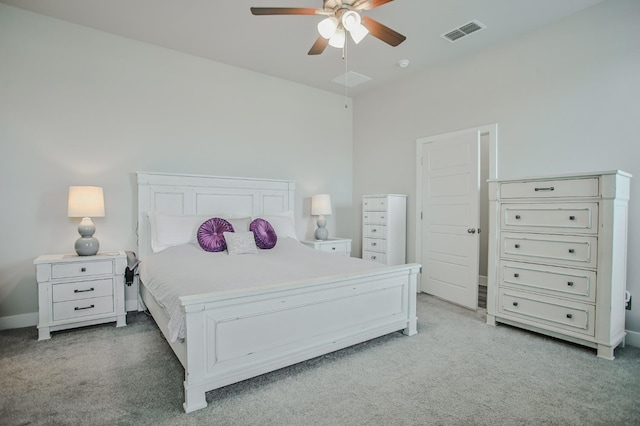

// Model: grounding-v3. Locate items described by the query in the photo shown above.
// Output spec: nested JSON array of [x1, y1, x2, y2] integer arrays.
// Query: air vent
[[441, 20, 486, 42], [331, 71, 372, 88]]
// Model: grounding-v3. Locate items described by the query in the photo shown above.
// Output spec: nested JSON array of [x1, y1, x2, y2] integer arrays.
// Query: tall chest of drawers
[[362, 194, 407, 265], [34, 251, 127, 340], [486, 171, 631, 359]]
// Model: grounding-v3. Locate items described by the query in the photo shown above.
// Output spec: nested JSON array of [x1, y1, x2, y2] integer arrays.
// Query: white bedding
[[139, 238, 385, 342]]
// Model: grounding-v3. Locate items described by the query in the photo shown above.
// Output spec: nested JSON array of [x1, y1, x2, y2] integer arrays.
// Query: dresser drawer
[[51, 260, 114, 279], [362, 211, 387, 225], [498, 289, 595, 336], [363, 237, 386, 253], [52, 296, 115, 321], [499, 261, 596, 303], [363, 250, 387, 264], [319, 244, 347, 255], [52, 278, 113, 302], [500, 178, 599, 199], [501, 232, 598, 268], [363, 197, 387, 211], [363, 225, 386, 239], [501, 203, 598, 234]]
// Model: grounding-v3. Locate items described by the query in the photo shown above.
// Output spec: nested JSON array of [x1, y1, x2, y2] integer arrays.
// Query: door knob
[[467, 228, 476, 234]]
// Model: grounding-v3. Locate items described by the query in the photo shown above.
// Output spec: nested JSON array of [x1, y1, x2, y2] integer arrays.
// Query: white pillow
[[226, 216, 251, 232], [149, 213, 209, 253], [258, 211, 298, 240], [224, 231, 258, 255]]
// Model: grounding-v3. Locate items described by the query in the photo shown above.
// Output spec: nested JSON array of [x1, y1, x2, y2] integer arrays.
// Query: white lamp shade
[[349, 23, 369, 44], [341, 11, 361, 32], [328, 28, 346, 48], [311, 194, 332, 216], [318, 17, 338, 39], [68, 186, 105, 218]]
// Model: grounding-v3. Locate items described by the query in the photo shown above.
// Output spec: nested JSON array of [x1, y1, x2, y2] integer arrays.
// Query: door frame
[[415, 123, 499, 294]]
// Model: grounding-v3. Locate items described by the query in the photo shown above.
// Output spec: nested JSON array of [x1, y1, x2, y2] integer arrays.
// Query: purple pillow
[[250, 218, 277, 249], [197, 218, 234, 252]]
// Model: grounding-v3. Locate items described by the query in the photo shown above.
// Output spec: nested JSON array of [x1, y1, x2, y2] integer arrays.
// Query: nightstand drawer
[[319, 244, 347, 255], [363, 250, 387, 264], [52, 279, 113, 302], [51, 260, 114, 279], [53, 296, 114, 321]]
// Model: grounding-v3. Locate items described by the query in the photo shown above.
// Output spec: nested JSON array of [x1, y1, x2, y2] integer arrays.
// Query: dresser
[[302, 238, 352, 256], [486, 171, 631, 359], [362, 194, 407, 265], [34, 251, 127, 340]]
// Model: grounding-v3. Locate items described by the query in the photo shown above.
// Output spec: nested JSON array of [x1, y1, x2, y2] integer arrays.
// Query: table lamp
[[311, 194, 332, 241], [68, 186, 105, 256]]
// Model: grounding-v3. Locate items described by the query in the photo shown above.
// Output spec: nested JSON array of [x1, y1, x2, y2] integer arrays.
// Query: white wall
[[353, 0, 640, 334], [0, 4, 353, 323]]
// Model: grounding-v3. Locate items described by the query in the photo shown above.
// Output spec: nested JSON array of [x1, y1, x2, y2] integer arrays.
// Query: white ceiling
[[1, 0, 605, 97]]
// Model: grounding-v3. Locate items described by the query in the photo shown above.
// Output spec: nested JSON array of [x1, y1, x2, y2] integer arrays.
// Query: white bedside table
[[34, 251, 127, 340], [302, 238, 352, 257]]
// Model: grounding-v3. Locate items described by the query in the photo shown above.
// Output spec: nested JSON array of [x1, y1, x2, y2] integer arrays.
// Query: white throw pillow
[[224, 231, 258, 255], [149, 213, 209, 253], [258, 211, 298, 240]]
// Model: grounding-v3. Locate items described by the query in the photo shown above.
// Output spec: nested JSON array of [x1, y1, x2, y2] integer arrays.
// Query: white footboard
[[180, 263, 420, 413]]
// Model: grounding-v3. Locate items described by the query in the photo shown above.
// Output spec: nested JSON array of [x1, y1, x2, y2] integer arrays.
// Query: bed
[[136, 172, 420, 413]]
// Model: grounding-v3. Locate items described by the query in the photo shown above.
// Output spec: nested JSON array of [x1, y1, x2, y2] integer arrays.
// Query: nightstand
[[34, 251, 127, 340], [302, 238, 352, 257]]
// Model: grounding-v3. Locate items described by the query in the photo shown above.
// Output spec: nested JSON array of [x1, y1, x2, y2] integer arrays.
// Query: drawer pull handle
[[74, 304, 95, 311], [566, 314, 573, 319], [80, 267, 87, 272], [515, 215, 521, 220], [512, 302, 519, 307], [568, 249, 575, 254], [74, 287, 94, 293], [569, 215, 576, 221], [514, 273, 519, 278], [331, 247, 336, 251], [567, 281, 574, 287], [534, 186, 555, 192], [371, 255, 377, 260], [371, 242, 377, 246], [372, 229, 377, 233], [514, 244, 520, 249]]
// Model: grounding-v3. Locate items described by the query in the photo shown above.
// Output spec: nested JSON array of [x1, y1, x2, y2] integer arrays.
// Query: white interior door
[[418, 130, 481, 309]]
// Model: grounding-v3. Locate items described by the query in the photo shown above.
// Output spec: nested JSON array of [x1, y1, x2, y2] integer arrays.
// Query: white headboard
[[137, 172, 295, 260]]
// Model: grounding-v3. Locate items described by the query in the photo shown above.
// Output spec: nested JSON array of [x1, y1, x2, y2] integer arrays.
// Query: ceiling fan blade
[[352, 0, 393, 11], [361, 16, 406, 46], [308, 36, 329, 55], [250, 7, 320, 16]]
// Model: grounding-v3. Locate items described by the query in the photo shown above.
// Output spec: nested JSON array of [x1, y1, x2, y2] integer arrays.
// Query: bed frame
[[137, 172, 420, 413]]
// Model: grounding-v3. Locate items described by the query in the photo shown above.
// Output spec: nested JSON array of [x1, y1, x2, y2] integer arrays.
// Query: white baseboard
[[0, 312, 38, 331], [625, 329, 640, 348]]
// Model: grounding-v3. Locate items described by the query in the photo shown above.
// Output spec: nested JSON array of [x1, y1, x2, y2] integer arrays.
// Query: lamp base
[[315, 218, 329, 241], [75, 237, 99, 256]]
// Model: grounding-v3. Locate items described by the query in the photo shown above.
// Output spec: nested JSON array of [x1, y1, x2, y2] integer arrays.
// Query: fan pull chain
[[343, 38, 348, 109]]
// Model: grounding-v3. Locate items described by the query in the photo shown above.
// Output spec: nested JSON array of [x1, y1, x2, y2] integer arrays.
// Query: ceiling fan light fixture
[[328, 28, 346, 48], [341, 10, 361, 32], [317, 16, 339, 39], [349, 23, 369, 44]]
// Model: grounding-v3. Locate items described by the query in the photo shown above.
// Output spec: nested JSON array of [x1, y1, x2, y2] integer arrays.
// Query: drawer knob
[[512, 302, 519, 307], [534, 186, 555, 192], [372, 229, 377, 233], [514, 244, 520, 249], [515, 215, 521, 220], [371, 255, 377, 260], [567, 281, 574, 287], [74, 304, 95, 311], [569, 215, 576, 221], [74, 287, 95, 293], [568, 249, 575, 254], [513, 273, 519, 278], [371, 242, 377, 246], [566, 314, 573, 319], [331, 247, 336, 251], [80, 267, 87, 272]]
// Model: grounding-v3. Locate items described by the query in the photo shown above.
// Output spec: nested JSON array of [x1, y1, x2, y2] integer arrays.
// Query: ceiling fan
[[250, 0, 406, 55]]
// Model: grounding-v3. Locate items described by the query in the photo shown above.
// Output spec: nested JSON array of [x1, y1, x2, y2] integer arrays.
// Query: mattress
[[139, 238, 384, 342]]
